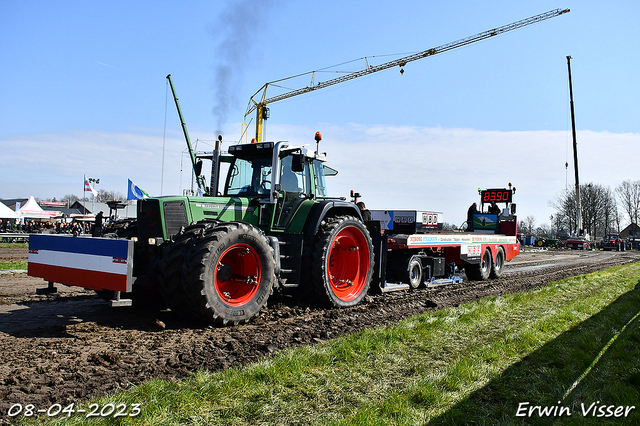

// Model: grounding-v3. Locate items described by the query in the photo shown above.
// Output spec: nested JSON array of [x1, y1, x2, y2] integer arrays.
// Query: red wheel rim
[[214, 243, 262, 306], [327, 225, 370, 302]]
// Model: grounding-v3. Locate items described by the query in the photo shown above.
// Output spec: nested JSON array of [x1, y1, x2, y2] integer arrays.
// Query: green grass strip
[[0, 242, 27, 248], [0, 260, 27, 270], [17, 262, 640, 426]]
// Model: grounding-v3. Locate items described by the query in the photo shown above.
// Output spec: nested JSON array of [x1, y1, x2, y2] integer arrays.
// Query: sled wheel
[[408, 258, 423, 289], [490, 247, 505, 279], [466, 248, 492, 281], [184, 222, 275, 326], [311, 215, 374, 307]]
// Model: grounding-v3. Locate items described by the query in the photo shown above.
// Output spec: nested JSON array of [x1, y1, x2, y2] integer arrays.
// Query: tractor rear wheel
[[183, 222, 276, 326], [311, 215, 374, 307]]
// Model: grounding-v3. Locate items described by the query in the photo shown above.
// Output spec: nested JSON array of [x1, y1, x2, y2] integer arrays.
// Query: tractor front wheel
[[311, 216, 374, 307], [157, 222, 215, 315], [183, 222, 276, 326]]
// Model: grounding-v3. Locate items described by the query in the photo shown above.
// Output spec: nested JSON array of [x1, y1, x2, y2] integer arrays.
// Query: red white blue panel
[[28, 235, 134, 293]]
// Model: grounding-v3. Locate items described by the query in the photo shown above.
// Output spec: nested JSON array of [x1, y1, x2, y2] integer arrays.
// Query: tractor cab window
[[225, 157, 272, 196], [279, 155, 310, 196], [313, 162, 337, 198]]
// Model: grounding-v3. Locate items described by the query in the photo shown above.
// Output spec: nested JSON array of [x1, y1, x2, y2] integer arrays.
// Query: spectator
[[488, 201, 501, 215], [467, 202, 478, 231], [92, 211, 104, 237], [356, 201, 372, 221]]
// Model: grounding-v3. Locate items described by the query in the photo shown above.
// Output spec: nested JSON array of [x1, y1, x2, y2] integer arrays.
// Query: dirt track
[[1, 246, 639, 423]]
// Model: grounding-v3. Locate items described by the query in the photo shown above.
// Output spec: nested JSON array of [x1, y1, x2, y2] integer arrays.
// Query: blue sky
[[1, 0, 638, 227]]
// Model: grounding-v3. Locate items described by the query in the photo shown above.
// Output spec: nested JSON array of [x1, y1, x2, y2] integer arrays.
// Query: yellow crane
[[244, 8, 569, 143]]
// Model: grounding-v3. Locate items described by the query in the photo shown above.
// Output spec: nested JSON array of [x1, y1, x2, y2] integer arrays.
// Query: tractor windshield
[[225, 157, 272, 196]]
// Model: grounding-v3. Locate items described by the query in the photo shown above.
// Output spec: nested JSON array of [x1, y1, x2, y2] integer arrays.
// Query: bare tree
[[550, 183, 618, 238], [61, 194, 79, 207], [581, 184, 612, 238], [535, 224, 552, 237], [549, 189, 577, 235], [96, 190, 126, 203], [616, 180, 640, 227], [442, 222, 458, 231], [519, 215, 537, 235], [600, 186, 619, 235]]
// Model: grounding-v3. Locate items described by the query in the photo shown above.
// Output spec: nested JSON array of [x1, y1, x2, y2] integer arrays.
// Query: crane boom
[[245, 8, 569, 143], [566, 55, 582, 235]]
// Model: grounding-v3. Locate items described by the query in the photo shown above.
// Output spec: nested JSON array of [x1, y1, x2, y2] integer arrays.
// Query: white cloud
[[0, 129, 197, 199], [267, 123, 640, 226], [2, 125, 638, 228]]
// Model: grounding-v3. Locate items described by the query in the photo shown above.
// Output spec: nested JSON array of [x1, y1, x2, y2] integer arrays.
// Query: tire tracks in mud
[[1, 250, 639, 423]]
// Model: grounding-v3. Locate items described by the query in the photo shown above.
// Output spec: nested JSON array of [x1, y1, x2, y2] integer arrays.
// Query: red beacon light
[[314, 131, 322, 154]]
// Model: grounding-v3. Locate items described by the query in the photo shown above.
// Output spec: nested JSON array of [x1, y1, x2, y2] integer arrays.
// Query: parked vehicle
[[602, 234, 625, 251]]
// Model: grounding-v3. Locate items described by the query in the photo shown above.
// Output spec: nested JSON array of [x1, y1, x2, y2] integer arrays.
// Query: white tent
[[0, 202, 18, 219], [19, 196, 60, 218]]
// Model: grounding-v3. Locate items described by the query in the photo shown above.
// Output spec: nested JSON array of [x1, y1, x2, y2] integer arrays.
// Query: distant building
[[0, 198, 28, 211], [70, 201, 136, 219], [620, 223, 640, 239]]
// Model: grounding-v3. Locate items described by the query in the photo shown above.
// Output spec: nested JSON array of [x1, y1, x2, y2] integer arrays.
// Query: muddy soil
[[1, 246, 639, 423], [0, 247, 27, 264]]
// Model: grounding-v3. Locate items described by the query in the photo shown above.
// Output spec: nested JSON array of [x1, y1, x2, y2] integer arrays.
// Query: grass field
[[0, 242, 27, 270], [14, 262, 640, 425], [0, 242, 27, 248], [0, 261, 27, 270]]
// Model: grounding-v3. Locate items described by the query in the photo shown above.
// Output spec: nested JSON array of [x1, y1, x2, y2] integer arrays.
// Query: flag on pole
[[128, 179, 150, 200], [84, 175, 98, 198]]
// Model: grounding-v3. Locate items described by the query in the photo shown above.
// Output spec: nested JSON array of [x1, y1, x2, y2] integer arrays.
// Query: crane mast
[[245, 8, 570, 143], [566, 55, 582, 235]]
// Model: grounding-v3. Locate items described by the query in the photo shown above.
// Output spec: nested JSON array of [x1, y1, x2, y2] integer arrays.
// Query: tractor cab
[[213, 137, 337, 232]]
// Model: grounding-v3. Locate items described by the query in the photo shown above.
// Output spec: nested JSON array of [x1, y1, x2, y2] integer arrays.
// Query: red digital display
[[481, 189, 512, 203]]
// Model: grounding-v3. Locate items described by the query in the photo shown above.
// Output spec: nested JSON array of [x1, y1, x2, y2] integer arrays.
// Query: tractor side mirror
[[291, 154, 304, 173], [195, 159, 203, 176], [510, 203, 517, 215]]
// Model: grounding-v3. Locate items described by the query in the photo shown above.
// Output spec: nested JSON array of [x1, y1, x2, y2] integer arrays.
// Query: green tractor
[[98, 76, 373, 326], [131, 135, 374, 326]]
